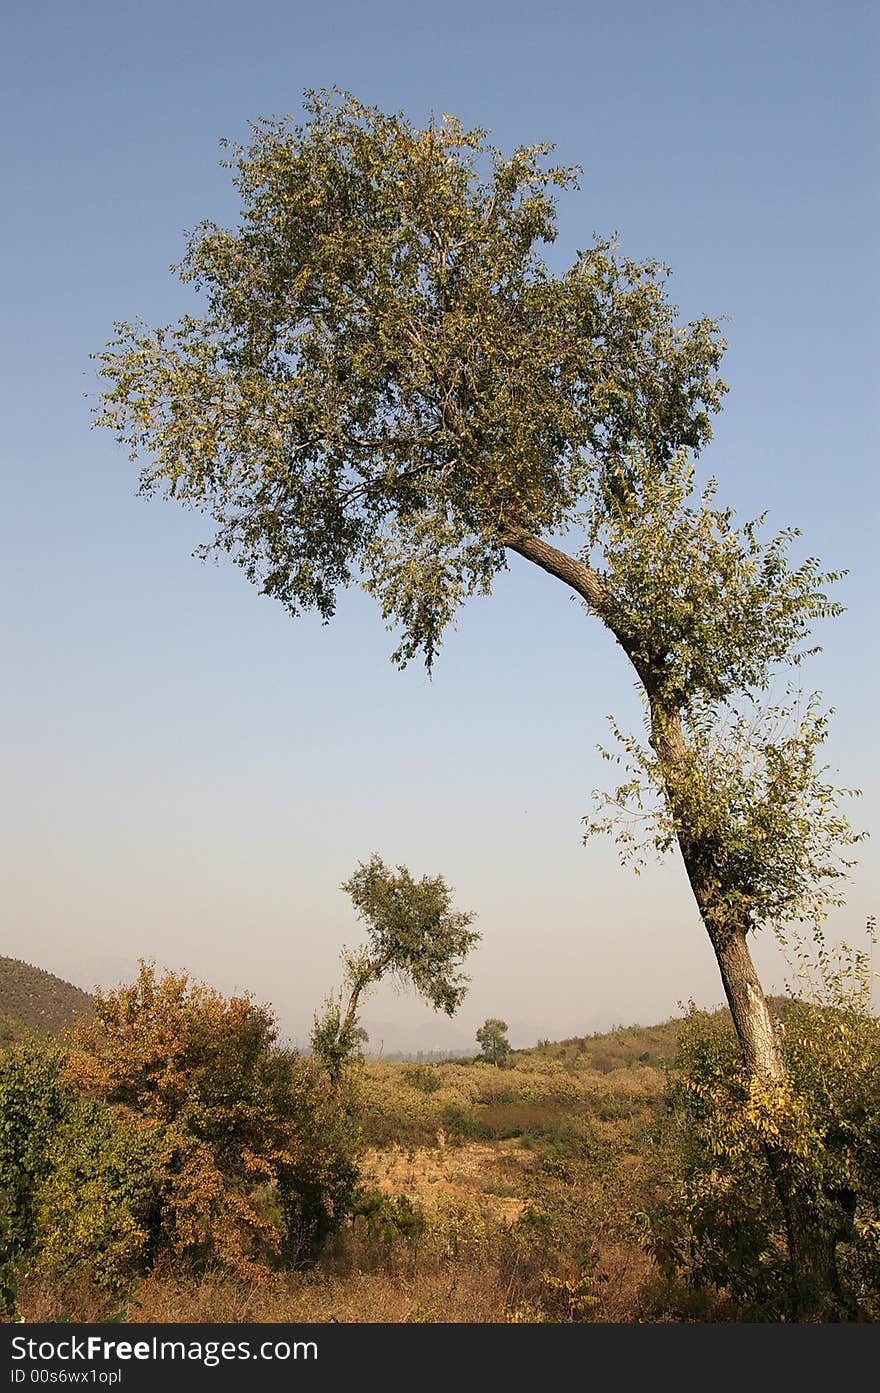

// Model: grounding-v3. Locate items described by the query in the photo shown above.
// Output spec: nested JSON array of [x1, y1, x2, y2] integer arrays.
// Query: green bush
[[0, 1040, 71, 1258], [32, 1102, 161, 1291], [440, 1103, 495, 1142], [403, 1065, 443, 1095], [350, 1188, 425, 1247], [0, 1194, 20, 1318], [646, 1012, 788, 1316], [535, 1117, 620, 1169], [646, 986, 880, 1320], [275, 1056, 359, 1267]]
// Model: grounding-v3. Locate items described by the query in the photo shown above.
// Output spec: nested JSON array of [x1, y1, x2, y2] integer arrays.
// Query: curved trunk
[[704, 922, 847, 1317], [500, 528, 852, 1319], [709, 927, 785, 1080]]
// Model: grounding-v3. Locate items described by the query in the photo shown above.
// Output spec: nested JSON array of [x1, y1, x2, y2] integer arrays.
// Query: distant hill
[[518, 995, 796, 1073], [372, 1048, 475, 1063], [372, 1012, 727, 1070], [0, 957, 94, 1044], [526, 1018, 688, 1072]]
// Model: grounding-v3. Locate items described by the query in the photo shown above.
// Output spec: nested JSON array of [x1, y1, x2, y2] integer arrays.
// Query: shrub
[[274, 1054, 359, 1267], [32, 1101, 161, 1290], [0, 1194, 20, 1318], [65, 962, 357, 1279], [349, 1188, 425, 1248], [645, 1011, 789, 1316], [646, 967, 880, 1320], [0, 1040, 70, 1258], [440, 1103, 495, 1143], [403, 1065, 443, 1095]]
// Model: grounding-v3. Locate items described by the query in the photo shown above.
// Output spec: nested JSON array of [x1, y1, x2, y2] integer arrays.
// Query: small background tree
[[476, 1018, 511, 1068], [311, 855, 479, 1083]]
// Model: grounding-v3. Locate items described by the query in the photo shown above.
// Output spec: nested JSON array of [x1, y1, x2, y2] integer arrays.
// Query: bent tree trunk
[[500, 525, 848, 1319]]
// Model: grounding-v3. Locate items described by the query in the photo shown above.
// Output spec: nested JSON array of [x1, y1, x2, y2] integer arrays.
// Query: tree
[[476, 1018, 511, 1068], [95, 91, 861, 1315], [311, 855, 478, 1083]]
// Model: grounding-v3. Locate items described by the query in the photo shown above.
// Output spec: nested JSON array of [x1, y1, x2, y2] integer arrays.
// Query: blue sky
[[2, 0, 877, 1050]]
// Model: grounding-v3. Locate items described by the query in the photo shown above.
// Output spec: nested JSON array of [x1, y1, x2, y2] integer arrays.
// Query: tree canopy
[[95, 88, 725, 669]]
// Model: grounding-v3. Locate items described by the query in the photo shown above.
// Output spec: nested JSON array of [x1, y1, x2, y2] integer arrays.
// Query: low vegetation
[[1, 964, 357, 1316], [3, 943, 877, 1324]]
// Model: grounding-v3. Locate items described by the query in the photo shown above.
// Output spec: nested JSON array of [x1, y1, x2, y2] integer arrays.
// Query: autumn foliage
[[1, 964, 356, 1295]]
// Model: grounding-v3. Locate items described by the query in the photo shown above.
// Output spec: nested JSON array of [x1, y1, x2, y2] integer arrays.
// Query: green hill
[[519, 995, 796, 1073], [0, 956, 93, 1044]]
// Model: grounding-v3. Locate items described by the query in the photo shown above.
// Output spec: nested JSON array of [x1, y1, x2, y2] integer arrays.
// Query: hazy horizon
[[2, 0, 877, 1054]]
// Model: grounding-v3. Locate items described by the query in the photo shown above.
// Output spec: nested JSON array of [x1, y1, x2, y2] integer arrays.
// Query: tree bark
[[645, 703, 787, 1083], [709, 926, 785, 1078]]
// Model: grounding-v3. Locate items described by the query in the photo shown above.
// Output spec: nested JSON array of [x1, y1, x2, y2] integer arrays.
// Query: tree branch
[[497, 523, 614, 618]]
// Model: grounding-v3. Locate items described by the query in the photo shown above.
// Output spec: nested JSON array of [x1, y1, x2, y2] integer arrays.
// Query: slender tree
[[311, 855, 478, 1084], [95, 91, 861, 1315]]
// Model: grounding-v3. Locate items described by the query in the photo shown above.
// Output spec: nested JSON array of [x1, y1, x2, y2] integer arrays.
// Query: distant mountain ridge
[[0, 956, 94, 1043]]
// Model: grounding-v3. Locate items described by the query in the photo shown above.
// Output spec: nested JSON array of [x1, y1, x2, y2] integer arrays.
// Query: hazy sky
[[2, 0, 877, 1052]]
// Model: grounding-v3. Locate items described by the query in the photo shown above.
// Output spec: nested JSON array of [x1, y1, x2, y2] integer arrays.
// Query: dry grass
[[18, 1234, 663, 1325], [361, 1140, 528, 1222], [15, 1125, 679, 1324]]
